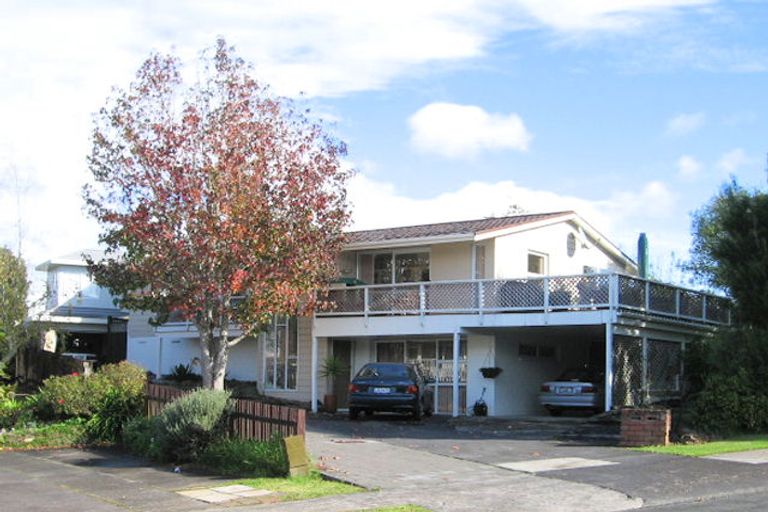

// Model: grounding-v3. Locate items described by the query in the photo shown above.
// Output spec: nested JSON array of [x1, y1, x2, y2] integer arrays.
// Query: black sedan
[[348, 363, 434, 420]]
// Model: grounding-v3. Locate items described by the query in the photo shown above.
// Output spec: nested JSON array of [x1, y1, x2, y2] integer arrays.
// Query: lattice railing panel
[[706, 296, 730, 323], [613, 336, 643, 407], [547, 275, 610, 308], [648, 339, 681, 394], [648, 282, 677, 314], [323, 288, 365, 313], [368, 285, 420, 312], [425, 282, 477, 311], [483, 279, 545, 310], [679, 290, 704, 319], [618, 276, 644, 308]]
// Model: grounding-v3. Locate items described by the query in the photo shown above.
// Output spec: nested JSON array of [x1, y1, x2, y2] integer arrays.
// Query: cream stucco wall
[[430, 242, 472, 281], [493, 221, 630, 279]]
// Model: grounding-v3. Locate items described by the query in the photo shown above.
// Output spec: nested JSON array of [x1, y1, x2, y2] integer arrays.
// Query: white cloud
[[514, 0, 715, 32], [716, 148, 750, 174], [676, 155, 702, 178], [348, 174, 680, 258], [408, 103, 533, 158], [665, 112, 706, 136]]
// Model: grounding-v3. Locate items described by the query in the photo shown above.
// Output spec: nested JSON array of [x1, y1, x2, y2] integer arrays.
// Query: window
[[264, 316, 298, 390], [473, 244, 486, 279], [360, 250, 430, 284], [567, 233, 577, 257], [519, 343, 556, 359], [527, 252, 547, 275]]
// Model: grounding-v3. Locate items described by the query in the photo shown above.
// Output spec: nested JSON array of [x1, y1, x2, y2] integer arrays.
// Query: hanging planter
[[479, 367, 502, 379]]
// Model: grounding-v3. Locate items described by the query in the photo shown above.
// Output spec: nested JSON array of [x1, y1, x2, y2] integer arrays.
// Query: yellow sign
[[283, 435, 310, 477]]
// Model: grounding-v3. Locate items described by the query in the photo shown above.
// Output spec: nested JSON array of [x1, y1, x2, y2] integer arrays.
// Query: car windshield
[[357, 364, 411, 379], [557, 368, 596, 382]]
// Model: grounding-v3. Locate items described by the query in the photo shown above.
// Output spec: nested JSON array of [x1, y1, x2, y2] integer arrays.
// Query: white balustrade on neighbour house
[[318, 273, 731, 326]]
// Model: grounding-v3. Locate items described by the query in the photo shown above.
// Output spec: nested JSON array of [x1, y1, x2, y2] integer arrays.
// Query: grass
[[359, 507, 432, 512], [237, 471, 363, 502], [634, 435, 768, 457], [0, 418, 86, 450]]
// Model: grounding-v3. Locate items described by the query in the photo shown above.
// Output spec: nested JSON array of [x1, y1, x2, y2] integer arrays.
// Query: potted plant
[[479, 367, 503, 379], [320, 355, 346, 413]]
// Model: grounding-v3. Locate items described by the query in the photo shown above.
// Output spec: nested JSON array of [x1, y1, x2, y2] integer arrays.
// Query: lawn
[[237, 471, 363, 502], [635, 436, 768, 457], [0, 418, 86, 450]]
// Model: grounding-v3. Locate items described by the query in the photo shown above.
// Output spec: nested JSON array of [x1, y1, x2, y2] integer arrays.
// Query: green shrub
[[155, 388, 231, 462], [199, 437, 288, 477], [163, 364, 202, 383], [36, 362, 147, 420], [685, 328, 768, 434], [85, 388, 144, 443], [122, 415, 162, 459]]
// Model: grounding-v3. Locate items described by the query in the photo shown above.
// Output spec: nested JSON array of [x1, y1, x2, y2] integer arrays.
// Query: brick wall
[[620, 408, 671, 447]]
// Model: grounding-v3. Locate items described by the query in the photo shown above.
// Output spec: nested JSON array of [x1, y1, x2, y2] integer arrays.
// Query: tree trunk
[[197, 323, 230, 391]]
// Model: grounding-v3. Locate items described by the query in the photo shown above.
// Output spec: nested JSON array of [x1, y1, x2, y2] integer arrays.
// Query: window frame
[[263, 316, 299, 391], [527, 251, 548, 276], [356, 247, 431, 285]]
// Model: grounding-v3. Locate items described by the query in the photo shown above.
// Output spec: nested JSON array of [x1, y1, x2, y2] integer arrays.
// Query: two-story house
[[35, 250, 128, 363], [128, 211, 729, 416]]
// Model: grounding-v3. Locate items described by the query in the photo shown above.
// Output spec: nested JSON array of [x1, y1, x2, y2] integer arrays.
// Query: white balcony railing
[[317, 273, 731, 326]]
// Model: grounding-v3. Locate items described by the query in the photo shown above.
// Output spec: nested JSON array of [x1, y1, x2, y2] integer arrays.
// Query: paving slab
[[497, 456, 619, 473], [177, 489, 236, 503], [704, 449, 768, 465]]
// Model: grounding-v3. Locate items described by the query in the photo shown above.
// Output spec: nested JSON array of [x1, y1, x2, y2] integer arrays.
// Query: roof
[[346, 211, 574, 246], [36, 249, 104, 271], [49, 305, 129, 320]]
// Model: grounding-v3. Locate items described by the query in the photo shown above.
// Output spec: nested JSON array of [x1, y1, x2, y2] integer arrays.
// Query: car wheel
[[349, 407, 360, 420], [547, 407, 563, 417]]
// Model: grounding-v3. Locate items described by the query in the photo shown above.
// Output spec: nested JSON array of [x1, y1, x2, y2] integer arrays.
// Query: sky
[[2, 0, 767, 291]]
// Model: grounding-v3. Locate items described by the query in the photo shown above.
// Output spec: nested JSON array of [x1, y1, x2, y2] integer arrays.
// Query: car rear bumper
[[349, 393, 419, 412], [539, 393, 600, 409]]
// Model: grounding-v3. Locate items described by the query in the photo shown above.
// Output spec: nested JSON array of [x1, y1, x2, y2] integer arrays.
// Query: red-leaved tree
[[84, 40, 351, 389]]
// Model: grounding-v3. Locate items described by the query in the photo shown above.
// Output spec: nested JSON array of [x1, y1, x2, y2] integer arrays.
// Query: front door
[[332, 340, 353, 409]]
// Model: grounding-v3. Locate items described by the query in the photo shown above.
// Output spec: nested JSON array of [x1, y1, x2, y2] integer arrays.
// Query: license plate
[[373, 387, 391, 394], [557, 386, 576, 394]]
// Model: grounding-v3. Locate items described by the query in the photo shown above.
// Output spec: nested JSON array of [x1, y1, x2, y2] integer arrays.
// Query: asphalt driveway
[[308, 413, 768, 511]]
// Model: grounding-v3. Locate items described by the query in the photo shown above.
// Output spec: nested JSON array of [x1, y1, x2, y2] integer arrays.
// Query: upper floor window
[[473, 244, 486, 280], [359, 250, 430, 284], [527, 252, 547, 275], [264, 316, 298, 391]]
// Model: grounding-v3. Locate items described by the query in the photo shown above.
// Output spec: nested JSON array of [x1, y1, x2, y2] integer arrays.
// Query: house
[[128, 211, 729, 416], [33, 250, 128, 363]]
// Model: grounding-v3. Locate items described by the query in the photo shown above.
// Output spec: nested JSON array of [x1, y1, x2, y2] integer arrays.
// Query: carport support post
[[452, 331, 460, 417], [311, 334, 319, 413], [604, 322, 614, 412]]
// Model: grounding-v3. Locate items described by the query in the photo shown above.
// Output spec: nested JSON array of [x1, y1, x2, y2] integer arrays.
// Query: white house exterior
[[127, 211, 729, 416], [34, 251, 128, 362]]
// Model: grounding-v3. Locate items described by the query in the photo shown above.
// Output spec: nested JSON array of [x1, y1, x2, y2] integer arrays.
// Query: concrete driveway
[[308, 413, 768, 511]]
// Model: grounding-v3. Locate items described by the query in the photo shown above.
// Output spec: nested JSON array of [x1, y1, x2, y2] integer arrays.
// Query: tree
[[0, 247, 29, 371], [85, 40, 351, 390], [688, 181, 768, 328]]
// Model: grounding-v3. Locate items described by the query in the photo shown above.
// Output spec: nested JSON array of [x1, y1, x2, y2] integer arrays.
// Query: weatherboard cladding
[[345, 211, 573, 244]]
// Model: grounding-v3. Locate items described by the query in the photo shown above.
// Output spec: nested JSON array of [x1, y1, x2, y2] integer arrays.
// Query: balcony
[[318, 273, 730, 326]]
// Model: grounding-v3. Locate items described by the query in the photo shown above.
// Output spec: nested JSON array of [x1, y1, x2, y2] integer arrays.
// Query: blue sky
[[1, 0, 767, 287]]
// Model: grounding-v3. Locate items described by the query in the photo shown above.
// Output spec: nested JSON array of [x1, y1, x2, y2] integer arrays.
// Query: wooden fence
[[144, 383, 306, 441]]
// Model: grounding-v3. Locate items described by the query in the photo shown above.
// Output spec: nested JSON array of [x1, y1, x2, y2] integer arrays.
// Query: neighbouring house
[[28, 250, 128, 365], [125, 211, 729, 416]]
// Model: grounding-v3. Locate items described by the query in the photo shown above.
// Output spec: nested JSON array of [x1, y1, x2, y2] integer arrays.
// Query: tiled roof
[[346, 211, 574, 245]]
